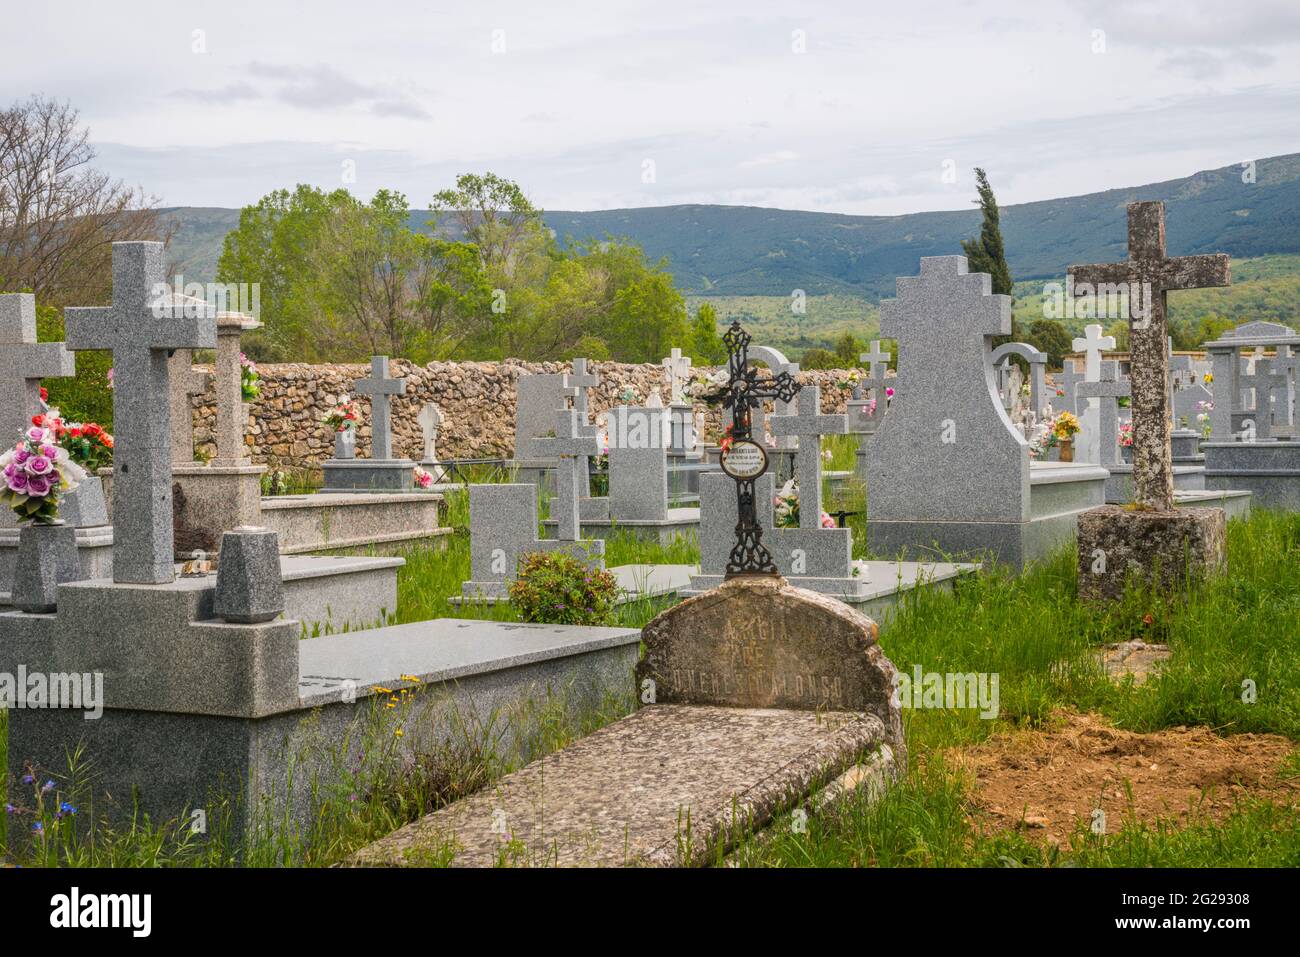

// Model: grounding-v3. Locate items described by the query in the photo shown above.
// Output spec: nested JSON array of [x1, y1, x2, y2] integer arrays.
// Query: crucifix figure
[[354, 355, 407, 461], [769, 384, 848, 528], [64, 242, 217, 584], [714, 321, 801, 576], [1069, 202, 1230, 511]]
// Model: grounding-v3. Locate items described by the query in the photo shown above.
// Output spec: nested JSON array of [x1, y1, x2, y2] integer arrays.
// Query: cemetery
[[3, 218, 1299, 869]]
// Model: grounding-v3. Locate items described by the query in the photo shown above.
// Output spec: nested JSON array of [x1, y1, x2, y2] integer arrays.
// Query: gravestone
[[322, 356, 416, 492], [1072, 202, 1229, 601], [662, 348, 692, 405], [1071, 324, 1116, 463], [991, 342, 1048, 418], [167, 350, 212, 465], [64, 241, 217, 584], [1055, 357, 1087, 414], [358, 573, 904, 867], [532, 408, 602, 542], [460, 483, 604, 600], [1075, 360, 1129, 469], [0, 292, 76, 530], [171, 311, 267, 560], [606, 405, 669, 522], [850, 339, 893, 480], [769, 384, 846, 531], [513, 372, 578, 471], [417, 403, 442, 462]]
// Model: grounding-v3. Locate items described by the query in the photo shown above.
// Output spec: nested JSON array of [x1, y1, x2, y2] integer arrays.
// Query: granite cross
[[531, 408, 601, 541], [1055, 358, 1086, 414], [662, 348, 693, 405], [0, 293, 75, 449], [855, 340, 894, 424], [565, 358, 600, 427], [714, 321, 801, 576], [167, 349, 212, 465], [1070, 202, 1230, 510], [769, 384, 848, 529], [64, 241, 217, 584], [1075, 360, 1131, 468], [354, 356, 407, 461]]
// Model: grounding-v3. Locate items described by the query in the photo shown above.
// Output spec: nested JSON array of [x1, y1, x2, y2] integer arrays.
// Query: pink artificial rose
[[22, 473, 46, 496], [25, 455, 53, 477], [13, 447, 31, 465], [6, 471, 28, 493]]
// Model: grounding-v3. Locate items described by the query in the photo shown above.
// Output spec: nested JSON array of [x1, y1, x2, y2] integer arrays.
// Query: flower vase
[[334, 429, 356, 460], [12, 521, 83, 614], [1121, 445, 1133, 464], [1059, 438, 1074, 462]]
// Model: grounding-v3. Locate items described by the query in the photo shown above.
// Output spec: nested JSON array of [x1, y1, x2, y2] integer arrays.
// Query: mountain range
[[163, 153, 1300, 302]]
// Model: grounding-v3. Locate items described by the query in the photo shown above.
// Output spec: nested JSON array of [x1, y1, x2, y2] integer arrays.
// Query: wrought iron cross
[[714, 321, 802, 576]]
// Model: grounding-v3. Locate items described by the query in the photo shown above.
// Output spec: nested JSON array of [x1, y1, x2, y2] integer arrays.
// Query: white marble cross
[[417, 403, 442, 461], [1071, 323, 1116, 464], [662, 348, 693, 404]]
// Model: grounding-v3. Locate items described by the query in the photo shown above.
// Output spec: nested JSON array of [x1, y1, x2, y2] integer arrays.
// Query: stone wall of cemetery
[[188, 359, 862, 467]]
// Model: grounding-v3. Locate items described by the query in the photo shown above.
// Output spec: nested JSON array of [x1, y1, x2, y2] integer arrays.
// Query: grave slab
[[258, 491, 451, 555], [1202, 439, 1300, 511], [355, 574, 902, 867]]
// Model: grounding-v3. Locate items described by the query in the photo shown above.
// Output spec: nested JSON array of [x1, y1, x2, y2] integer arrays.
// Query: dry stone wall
[[188, 359, 863, 468]]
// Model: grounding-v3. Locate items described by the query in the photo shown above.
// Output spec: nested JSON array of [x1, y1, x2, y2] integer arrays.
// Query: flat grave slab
[[351, 704, 887, 867], [541, 506, 700, 545], [259, 490, 451, 555], [298, 617, 642, 707]]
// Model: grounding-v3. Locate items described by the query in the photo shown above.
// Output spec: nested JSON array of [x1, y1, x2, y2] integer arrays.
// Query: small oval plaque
[[720, 439, 768, 480]]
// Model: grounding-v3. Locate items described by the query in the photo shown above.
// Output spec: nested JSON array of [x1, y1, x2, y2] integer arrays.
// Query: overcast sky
[[10, 0, 1300, 215]]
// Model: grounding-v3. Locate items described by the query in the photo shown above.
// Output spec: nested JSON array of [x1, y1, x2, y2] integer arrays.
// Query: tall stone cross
[[532, 408, 601, 541], [167, 350, 212, 465], [1055, 358, 1086, 414], [769, 384, 848, 529], [64, 241, 217, 584], [662, 348, 692, 405], [1070, 201, 1230, 510], [354, 355, 407, 461], [1075, 360, 1130, 468], [1070, 323, 1115, 463], [714, 321, 801, 576], [856, 339, 894, 422], [0, 293, 75, 448]]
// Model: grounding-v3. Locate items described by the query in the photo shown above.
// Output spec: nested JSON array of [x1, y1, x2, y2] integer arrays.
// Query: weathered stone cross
[[64, 241, 217, 584], [0, 293, 75, 449], [532, 408, 601, 541], [565, 358, 600, 422], [1070, 202, 1230, 510], [769, 384, 848, 529], [354, 355, 407, 461], [662, 348, 692, 405], [417, 403, 442, 461]]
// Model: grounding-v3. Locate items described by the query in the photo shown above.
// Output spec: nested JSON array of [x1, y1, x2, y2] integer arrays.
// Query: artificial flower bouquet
[[240, 352, 261, 401], [324, 396, 360, 432], [1, 422, 88, 524]]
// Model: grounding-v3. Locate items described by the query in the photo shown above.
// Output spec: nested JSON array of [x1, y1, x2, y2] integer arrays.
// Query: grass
[[4, 467, 1300, 867]]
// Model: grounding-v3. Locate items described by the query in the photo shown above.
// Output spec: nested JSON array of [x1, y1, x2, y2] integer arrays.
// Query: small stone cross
[[769, 384, 848, 529]]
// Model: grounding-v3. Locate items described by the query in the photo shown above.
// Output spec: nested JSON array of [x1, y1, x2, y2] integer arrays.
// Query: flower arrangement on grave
[[1, 421, 88, 524], [29, 411, 114, 473], [1196, 400, 1213, 439], [718, 423, 735, 453], [773, 480, 835, 529], [1203, 371, 1213, 385], [837, 369, 861, 392], [1118, 421, 1134, 448], [685, 368, 729, 401], [1052, 411, 1081, 440], [508, 551, 618, 626], [324, 395, 360, 432], [412, 465, 434, 490], [240, 352, 261, 401]]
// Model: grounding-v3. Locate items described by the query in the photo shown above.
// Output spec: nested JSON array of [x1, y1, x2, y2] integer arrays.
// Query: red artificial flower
[[39, 387, 48, 402]]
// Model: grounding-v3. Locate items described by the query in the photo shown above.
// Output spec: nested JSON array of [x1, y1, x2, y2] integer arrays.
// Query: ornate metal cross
[[714, 321, 802, 577]]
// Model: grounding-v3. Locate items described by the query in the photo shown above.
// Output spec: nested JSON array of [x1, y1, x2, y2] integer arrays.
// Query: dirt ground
[[949, 711, 1300, 846]]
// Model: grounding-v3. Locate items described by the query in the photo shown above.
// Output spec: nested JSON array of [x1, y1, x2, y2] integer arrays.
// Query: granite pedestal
[[171, 463, 265, 559], [321, 458, 420, 493], [1076, 505, 1227, 603], [1202, 440, 1300, 511]]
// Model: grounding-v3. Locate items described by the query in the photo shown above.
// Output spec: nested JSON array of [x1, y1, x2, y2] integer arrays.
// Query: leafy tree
[[1027, 319, 1072, 368], [960, 167, 1014, 298], [799, 347, 839, 370], [832, 332, 862, 367], [688, 302, 725, 364], [430, 172, 544, 277]]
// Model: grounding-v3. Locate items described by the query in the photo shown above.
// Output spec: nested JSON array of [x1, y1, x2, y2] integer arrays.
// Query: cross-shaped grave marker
[[1070, 202, 1230, 510], [662, 348, 692, 405], [1070, 323, 1116, 463], [64, 241, 217, 583], [769, 384, 848, 529], [531, 408, 602, 541], [0, 293, 75, 449], [565, 358, 600, 434], [1055, 358, 1086, 414], [1075, 360, 1131, 469], [417, 403, 442, 461], [354, 356, 407, 461]]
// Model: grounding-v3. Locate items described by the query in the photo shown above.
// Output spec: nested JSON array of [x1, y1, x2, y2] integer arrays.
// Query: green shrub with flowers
[[507, 551, 618, 626]]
